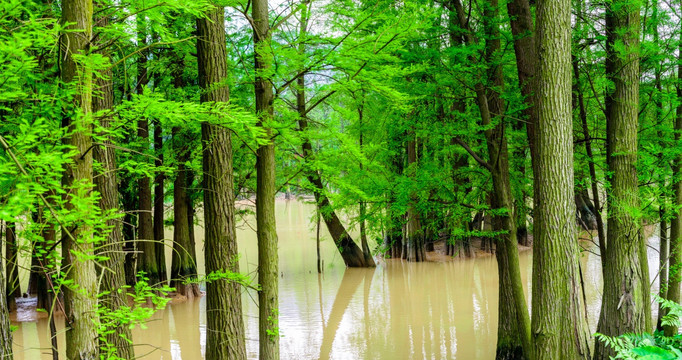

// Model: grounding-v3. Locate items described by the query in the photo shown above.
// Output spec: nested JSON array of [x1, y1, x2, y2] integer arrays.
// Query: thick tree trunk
[[170, 127, 200, 298], [92, 56, 135, 358], [135, 17, 159, 287], [196, 6, 247, 359], [60, 0, 99, 358], [253, 0, 281, 357], [154, 120, 167, 285], [5, 222, 19, 312], [532, 0, 591, 357], [595, 0, 650, 355]]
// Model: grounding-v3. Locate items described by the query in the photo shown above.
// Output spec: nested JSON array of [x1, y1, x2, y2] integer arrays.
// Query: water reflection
[[9, 200, 660, 359]]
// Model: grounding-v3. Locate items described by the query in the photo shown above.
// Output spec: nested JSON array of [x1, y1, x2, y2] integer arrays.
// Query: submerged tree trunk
[[153, 120, 167, 285], [595, 0, 650, 355], [0, 258, 12, 359], [92, 53, 135, 358], [253, 0, 281, 357], [451, 0, 532, 357], [135, 17, 159, 287], [405, 137, 425, 262], [5, 222, 19, 312], [295, 7, 373, 268], [663, 26, 682, 337], [197, 6, 247, 359], [532, 0, 591, 356], [170, 127, 200, 299], [60, 0, 99, 357]]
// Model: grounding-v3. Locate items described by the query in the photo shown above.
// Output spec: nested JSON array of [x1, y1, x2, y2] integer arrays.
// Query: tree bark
[[135, 16, 159, 287], [60, 0, 99, 357], [170, 127, 200, 298], [451, 0, 532, 357], [532, 0, 591, 356], [253, 0, 281, 357], [5, 222, 19, 312], [0, 254, 12, 359], [92, 49, 135, 358], [663, 23, 682, 337], [197, 5, 247, 359], [595, 0, 650, 355], [405, 137, 425, 262], [154, 119, 167, 285]]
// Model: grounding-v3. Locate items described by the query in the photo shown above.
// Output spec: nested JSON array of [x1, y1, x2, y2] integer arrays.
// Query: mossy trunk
[[533, 0, 592, 356], [197, 6, 247, 359], [595, 0, 650, 355], [60, 0, 99, 357]]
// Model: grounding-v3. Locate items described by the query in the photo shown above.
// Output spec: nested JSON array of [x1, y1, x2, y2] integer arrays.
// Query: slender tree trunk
[[154, 119, 167, 285], [452, 0, 532, 357], [663, 26, 682, 337], [121, 180, 138, 286], [533, 0, 591, 356], [135, 17, 159, 287], [92, 48, 135, 358], [295, 5, 372, 267], [197, 6, 247, 359], [595, 0, 650, 354], [358, 105, 375, 265], [253, 0, 280, 357], [405, 137, 425, 262], [60, 0, 99, 357], [170, 127, 200, 298], [5, 222, 19, 312], [0, 256, 12, 359]]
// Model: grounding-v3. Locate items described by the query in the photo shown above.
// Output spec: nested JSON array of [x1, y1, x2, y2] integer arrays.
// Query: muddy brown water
[[9, 200, 662, 359]]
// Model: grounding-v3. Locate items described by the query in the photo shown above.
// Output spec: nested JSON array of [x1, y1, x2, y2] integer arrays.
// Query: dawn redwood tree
[[5, 222, 19, 311], [253, 0, 280, 357], [0, 260, 11, 359], [60, 0, 99, 357], [135, 16, 159, 287], [196, 4, 247, 359], [92, 42, 135, 357], [154, 120, 167, 284], [595, 0, 651, 356], [531, 0, 591, 356], [663, 21, 682, 337]]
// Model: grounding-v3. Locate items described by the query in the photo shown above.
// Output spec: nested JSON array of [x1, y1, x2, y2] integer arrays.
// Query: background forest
[[2, 0, 682, 358]]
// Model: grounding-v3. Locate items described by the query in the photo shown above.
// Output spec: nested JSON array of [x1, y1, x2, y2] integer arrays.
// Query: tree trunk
[[5, 222, 19, 312], [60, 0, 99, 357], [121, 179, 138, 286], [451, 0, 532, 357], [0, 256, 12, 359], [405, 137, 425, 262], [295, 5, 372, 268], [663, 25, 682, 337], [154, 119, 167, 285], [196, 6, 247, 359], [135, 17, 159, 287], [595, 0, 650, 355], [170, 127, 200, 298], [532, 0, 591, 356], [253, 0, 281, 357], [92, 51, 135, 358]]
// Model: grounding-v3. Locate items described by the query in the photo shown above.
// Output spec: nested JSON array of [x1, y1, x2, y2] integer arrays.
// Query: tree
[[197, 4, 247, 359], [595, 0, 651, 356], [60, 0, 99, 357], [531, 0, 591, 356], [253, 0, 280, 357]]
